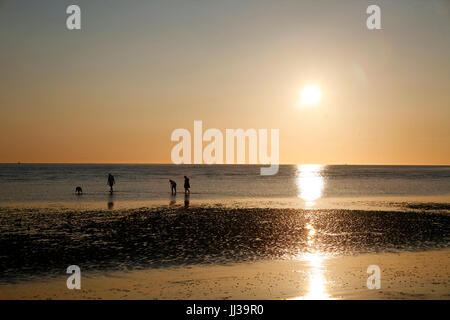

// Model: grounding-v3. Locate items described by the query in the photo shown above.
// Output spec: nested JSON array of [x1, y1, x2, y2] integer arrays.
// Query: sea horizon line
[[1, 162, 449, 166]]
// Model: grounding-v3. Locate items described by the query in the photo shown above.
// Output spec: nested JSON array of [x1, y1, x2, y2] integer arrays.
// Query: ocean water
[[0, 164, 449, 208]]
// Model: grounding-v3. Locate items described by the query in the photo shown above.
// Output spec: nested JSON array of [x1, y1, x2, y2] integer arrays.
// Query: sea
[[0, 164, 449, 209]]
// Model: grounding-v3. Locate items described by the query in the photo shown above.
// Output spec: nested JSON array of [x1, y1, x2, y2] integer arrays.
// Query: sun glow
[[300, 85, 322, 106]]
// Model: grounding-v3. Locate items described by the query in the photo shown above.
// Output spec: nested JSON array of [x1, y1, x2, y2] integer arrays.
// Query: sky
[[0, 0, 449, 164]]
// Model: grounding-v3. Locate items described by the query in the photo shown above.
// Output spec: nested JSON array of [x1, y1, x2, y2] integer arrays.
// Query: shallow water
[[0, 164, 449, 204]]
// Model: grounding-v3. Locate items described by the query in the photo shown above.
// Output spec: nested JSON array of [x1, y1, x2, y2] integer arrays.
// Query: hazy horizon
[[1, 162, 449, 166]]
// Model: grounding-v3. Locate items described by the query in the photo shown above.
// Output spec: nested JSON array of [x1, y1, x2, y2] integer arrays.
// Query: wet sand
[[1, 205, 449, 299], [1, 249, 449, 300], [1, 205, 449, 281]]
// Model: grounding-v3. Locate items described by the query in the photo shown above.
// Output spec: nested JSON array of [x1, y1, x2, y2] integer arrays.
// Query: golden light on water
[[303, 252, 330, 299], [296, 164, 324, 207], [293, 172, 330, 300], [291, 223, 331, 300], [304, 222, 330, 299], [306, 223, 316, 246]]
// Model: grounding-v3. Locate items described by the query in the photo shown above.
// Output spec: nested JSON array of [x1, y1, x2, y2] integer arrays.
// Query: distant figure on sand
[[184, 176, 190, 195], [169, 179, 177, 195], [75, 186, 83, 195], [107, 173, 115, 193]]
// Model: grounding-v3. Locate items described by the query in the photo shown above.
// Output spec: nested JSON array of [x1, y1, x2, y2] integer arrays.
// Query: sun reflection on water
[[291, 221, 331, 299], [296, 164, 324, 207], [302, 252, 330, 299]]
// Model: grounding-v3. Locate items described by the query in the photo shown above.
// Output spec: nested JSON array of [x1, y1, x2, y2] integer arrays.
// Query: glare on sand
[[302, 252, 330, 299], [291, 223, 332, 300], [296, 164, 324, 207], [299, 85, 322, 106], [295, 166, 331, 299]]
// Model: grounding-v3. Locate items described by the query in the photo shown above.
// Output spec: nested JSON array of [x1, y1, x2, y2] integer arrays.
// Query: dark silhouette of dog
[[75, 186, 83, 195]]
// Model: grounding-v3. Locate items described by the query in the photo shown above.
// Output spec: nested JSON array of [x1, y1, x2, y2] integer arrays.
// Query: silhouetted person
[[75, 186, 83, 195], [184, 176, 190, 195], [107, 173, 115, 193], [169, 179, 177, 195]]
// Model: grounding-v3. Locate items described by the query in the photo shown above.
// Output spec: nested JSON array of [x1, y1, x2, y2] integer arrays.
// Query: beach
[[0, 204, 449, 300], [0, 164, 449, 300], [1, 249, 448, 300], [2, 0, 450, 305]]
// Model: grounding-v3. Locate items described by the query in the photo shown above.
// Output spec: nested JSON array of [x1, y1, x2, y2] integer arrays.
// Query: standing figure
[[107, 173, 115, 193], [169, 179, 177, 195], [184, 176, 190, 195]]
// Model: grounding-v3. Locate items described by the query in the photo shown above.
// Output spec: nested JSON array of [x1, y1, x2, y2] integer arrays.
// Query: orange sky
[[1, 0, 449, 164]]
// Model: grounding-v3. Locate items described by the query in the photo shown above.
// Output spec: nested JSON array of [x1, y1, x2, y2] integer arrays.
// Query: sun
[[300, 85, 322, 106]]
